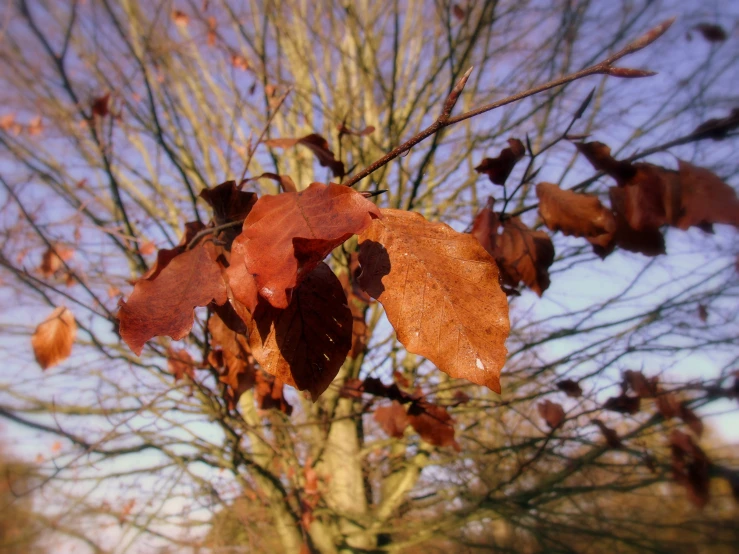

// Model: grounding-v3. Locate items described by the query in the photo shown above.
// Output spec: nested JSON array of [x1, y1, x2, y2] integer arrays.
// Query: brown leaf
[[358, 209, 509, 393], [536, 182, 616, 239], [167, 348, 195, 381], [496, 217, 554, 296], [246, 172, 298, 193], [474, 138, 525, 186], [538, 400, 565, 429], [374, 401, 410, 438], [199, 180, 258, 245], [576, 141, 636, 185], [698, 304, 708, 322], [673, 161, 739, 230], [91, 94, 111, 118], [227, 182, 380, 311], [172, 10, 189, 26], [679, 403, 704, 437], [452, 4, 465, 20], [603, 394, 640, 414], [31, 306, 76, 369], [338, 377, 364, 399], [337, 124, 375, 138], [692, 108, 739, 140], [598, 187, 665, 257], [38, 245, 74, 278], [231, 53, 249, 71], [254, 371, 293, 415], [656, 392, 681, 419], [556, 379, 582, 398], [248, 263, 352, 401], [670, 430, 711, 508], [265, 133, 345, 179], [118, 242, 228, 355], [593, 419, 623, 448], [407, 400, 460, 450], [208, 312, 256, 404], [694, 23, 727, 43], [623, 370, 659, 398]]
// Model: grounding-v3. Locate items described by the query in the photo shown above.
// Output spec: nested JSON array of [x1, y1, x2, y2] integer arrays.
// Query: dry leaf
[[31, 306, 77, 369], [119, 242, 228, 355], [265, 133, 345, 179], [474, 138, 525, 186], [556, 379, 583, 398], [374, 401, 410, 438], [538, 400, 565, 429], [358, 209, 509, 393], [536, 182, 616, 239]]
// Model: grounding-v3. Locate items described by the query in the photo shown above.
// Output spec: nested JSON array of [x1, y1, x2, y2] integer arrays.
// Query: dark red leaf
[[603, 394, 640, 415], [556, 379, 583, 398], [538, 400, 565, 429], [474, 138, 525, 186]]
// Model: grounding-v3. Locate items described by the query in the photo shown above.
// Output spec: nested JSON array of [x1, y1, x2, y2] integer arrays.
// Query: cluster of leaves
[[106, 176, 509, 406], [471, 136, 739, 297], [542, 370, 739, 508]]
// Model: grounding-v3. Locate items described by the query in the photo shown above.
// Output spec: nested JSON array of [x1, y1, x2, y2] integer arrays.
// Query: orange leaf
[[38, 245, 74, 278], [227, 182, 380, 310], [407, 400, 460, 450], [673, 160, 739, 230], [374, 401, 409, 438], [474, 138, 525, 186], [254, 371, 293, 415], [477, 211, 554, 296], [167, 348, 195, 381], [536, 182, 616, 238], [538, 400, 565, 429], [358, 209, 509, 393], [248, 263, 352, 401], [31, 306, 76, 369], [138, 221, 205, 282], [208, 312, 256, 405], [118, 242, 228, 355]]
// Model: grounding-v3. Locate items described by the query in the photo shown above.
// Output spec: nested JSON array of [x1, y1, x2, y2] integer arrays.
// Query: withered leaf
[[593, 419, 623, 448], [576, 141, 635, 185], [538, 400, 565, 429], [91, 94, 111, 118], [694, 23, 727, 43], [536, 182, 616, 239], [407, 400, 460, 450], [31, 306, 76, 369], [119, 242, 228, 355], [248, 262, 352, 401], [374, 401, 410, 438], [208, 312, 256, 402], [358, 209, 509, 393], [674, 160, 739, 230], [39, 245, 74, 278], [603, 394, 640, 415], [167, 348, 195, 381], [473, 208, 554, 296], [657, 391, 681, 419], [337, 123, 375, 138], [245, 172, 298, 193], [670, 429, 711, 508], [254, 371, 293, 415], [200, 180, 258, 230], [474, 138, 526, 186], [679, 403, 704, 437], [599, 187, 665, 258], [692, 108, 739, 140], [265, 133, 345, 179], [227, 182, 380, 311], [623, 370, 659, 398], [556, 379, 583, 398]]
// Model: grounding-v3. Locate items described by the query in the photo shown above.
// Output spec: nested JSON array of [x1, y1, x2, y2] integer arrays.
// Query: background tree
[[0, 0, 737, 552]]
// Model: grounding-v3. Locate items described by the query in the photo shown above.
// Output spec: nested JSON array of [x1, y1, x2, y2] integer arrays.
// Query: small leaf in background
[[31, 306, 77, 369], [623, 370, 659, 398], [118, 242, 228, 355], [692, 108, 739, 140], [407, 400, 460, 450], [474, 138, 525, 186], [337, 123, 375, 139], [172, 10, 189, 26], [698, 304, 708, 322], [670, 430, 710, 508], [538, 400, 565, 429], [693, 23, 727, 43], [167, 348, 195, 381], [91, 94, 111, 118], [556, 379, 583, 398], [38, 245, 74, 278], [359, 209, 509, 393], [254, 371, 293, 415], [374, 401, 410, 438], [603, 394, 640, 415], [266, 133, 345, 179], [593, 420, 622, 448], [536, 182, 616, 239]]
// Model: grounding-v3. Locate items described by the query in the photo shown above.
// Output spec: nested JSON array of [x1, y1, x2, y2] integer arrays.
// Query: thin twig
[[343, 18, 674, 189], [238, 88, 293, 185]]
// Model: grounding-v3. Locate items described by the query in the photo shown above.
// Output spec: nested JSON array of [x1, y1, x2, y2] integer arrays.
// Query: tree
[[0, 0, 738, 552]]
